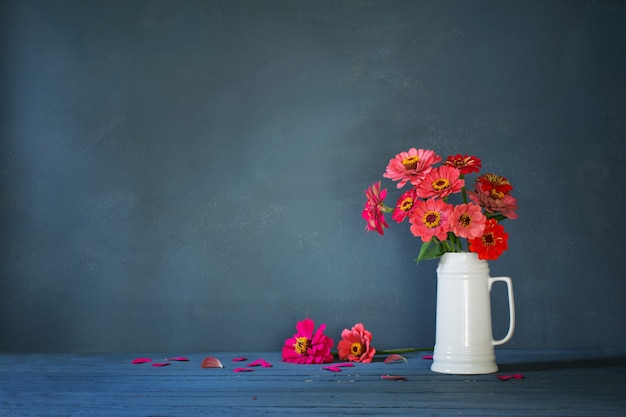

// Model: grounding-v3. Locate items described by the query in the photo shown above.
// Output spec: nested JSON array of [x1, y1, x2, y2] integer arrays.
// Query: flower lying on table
[[281, 318, 334, 364], [337, 323, 376, 363], [363, 149, 518, 262]]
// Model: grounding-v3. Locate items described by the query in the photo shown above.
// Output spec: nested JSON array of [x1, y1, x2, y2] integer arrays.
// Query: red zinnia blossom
[[362, 181, 389, 235], [282, 318, 334, 364], [392, 188, 418, 223], [468, 218, 509, 260], [476, 173, 513, 197], [444, 154, 482, 175], [449, 203, 487, 239], [383, 148, 442, 189], [408, 198, 453, 242], [416, 165, 465, 199], [337, 323, 376, 363], [468, 188, 518, 220]]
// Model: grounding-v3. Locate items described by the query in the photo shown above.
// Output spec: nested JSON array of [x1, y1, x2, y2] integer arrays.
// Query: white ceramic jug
[[431, 252, 515, 374]]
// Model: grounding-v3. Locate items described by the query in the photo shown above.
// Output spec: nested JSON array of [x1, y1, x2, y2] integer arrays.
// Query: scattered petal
[[151, 362, 170, 367], [497, 373, 524, 381], [384, 354, 408, 364], [422, 355, 433, 360], [131, 358, 152, 364], [381, 375, 408, 381], [334, 362, 355, 367], [201, 356, 224, 368], [248, 359, 273, 367], [165, 356, 189, 361], [232, 357, 248, 362], [323, 366, 343, 372], [233, 367, 254, 372]]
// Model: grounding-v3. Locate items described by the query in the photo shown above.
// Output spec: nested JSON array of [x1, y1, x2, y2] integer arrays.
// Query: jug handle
[[489, 277, 515, 346]]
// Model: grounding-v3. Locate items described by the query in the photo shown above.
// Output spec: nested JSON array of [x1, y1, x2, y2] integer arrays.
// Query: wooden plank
[[1, 350, 625, 416]]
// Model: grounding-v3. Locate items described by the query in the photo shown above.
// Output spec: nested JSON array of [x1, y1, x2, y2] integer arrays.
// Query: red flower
[[337, 323, 376, 363], [476, 173, 513, 197], [444, 154, 482, 175], [468, 219, 509, 260], [391, 188, 418, 223], [362, 181, 389, 235], [282, 318, 334, 364]]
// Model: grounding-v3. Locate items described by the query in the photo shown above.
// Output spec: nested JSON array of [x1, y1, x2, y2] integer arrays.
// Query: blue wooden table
[[2, 349, 625, 416]]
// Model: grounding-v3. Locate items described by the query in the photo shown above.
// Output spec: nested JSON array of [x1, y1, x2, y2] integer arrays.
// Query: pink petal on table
[[334, 363, 355, 367], [497, 373, 524, 381], [233, 367, 254, 372], [384, 354, 408, 364], [131, 358, 152, 364], [248, 358, 273, 367], [201, 356, 224, 368], [232, 357, 248, 362], [323, 366, 343, 372], [165, 356, 189, 361], [381, 375, 408, 381], [422, 355, 433, 360], [151, 362, 170, 367]]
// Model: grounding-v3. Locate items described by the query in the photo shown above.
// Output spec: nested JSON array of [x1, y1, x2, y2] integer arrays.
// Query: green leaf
[[415, 239, 445, 264]]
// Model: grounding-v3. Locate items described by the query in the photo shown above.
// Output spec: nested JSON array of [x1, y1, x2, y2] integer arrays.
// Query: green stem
[[376, 347, 433, 355]]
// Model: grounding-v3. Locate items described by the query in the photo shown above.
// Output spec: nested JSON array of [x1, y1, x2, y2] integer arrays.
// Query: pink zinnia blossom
[[362, 181, 389, 235], [282, 318, 334, 364], [391, 188, 418, 223], [383, 148, 441, 189], [337, 323, 376, 363], [468, 188, 518, 220], [444, 154, 482, 175], [408, 198, 453, 242], [449, 203, 487, 239], [416, 165, 465, 199]]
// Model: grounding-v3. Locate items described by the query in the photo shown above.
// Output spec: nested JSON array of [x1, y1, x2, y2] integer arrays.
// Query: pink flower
[[383, 148, 441, 189], [444, 154, 482, 175], [416, 165, 465, 199], [391, 188, 418, 223], [449, 203, 487, 239], [468, 188, 518, 220], [362, 181, 389, 235], [282, 318, 334, 364], [408, 198, 453, 242], [337, 323, 376, 363]]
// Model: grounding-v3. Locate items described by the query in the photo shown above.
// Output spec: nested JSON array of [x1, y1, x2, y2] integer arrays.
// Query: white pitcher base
[[431, 348, 498, 374]]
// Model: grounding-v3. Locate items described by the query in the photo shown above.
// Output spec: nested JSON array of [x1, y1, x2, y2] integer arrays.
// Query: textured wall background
[[1, 0, 625, 353]]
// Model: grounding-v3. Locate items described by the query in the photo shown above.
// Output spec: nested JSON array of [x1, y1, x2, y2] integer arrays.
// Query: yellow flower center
[[350, 342, 365, 356], [459, 213, 471, 227], [482, 232, 495, 246], [432, 178, 450, 191], [400, 197, 414, 211], [402, 156, 420, 170], [490, 189, 504, 199], [294, 337, 310, 355], [423, 211, 441, 228]]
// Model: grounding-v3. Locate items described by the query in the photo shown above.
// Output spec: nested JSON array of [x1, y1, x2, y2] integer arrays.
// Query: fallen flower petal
[[384, 354, 408, 364], [381, 375, 408, 381], [334, 363, 355, 367], [151, 362, 170, 367], [497, 373, 524, 381], [165, 356, 189, 361], [131, 358, 152, 364], [323, 366, 343, 372], [232, 357, 248, 362], [422, 355, 433, 360], [201, 356, 224, 368], [248, 359, 273, 367], [233, 367, 254, 372]]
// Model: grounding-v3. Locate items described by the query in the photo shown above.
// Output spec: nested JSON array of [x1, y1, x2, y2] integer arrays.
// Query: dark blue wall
[[1, 0, 625, 353]]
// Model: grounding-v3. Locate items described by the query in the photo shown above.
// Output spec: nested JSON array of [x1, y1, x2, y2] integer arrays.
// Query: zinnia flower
[[383, 148, 441, 189], [391, 188, 418, 223], [282, 318, 334, 364], [408, 198, 453, 242], [468, 187, 518, 220], [444, 154, 482, 175], [476, 173, 513, 197], [362, 181, 389, 235], [337, 323, 376, 363], [468, 218, 509, 260], [449, 203, 487, 239], [416, 165, 465, 199]]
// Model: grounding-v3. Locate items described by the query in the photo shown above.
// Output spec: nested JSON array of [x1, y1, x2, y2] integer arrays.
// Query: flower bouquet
[[362, 148, 518, 262]]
